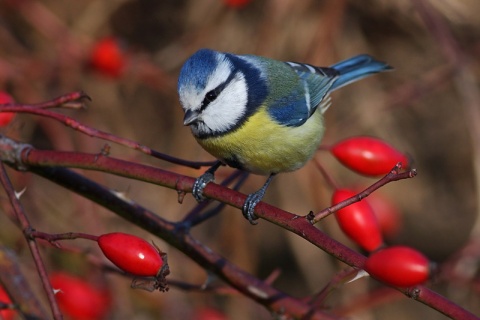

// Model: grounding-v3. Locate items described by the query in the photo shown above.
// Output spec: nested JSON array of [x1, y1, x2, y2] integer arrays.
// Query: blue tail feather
[[330, 54, 392, 91]]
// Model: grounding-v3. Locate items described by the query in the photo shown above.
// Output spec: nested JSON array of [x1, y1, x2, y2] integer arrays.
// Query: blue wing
[[266, 55, 391, 127], [266, 87, 311, 127], [286, 62, 339, 114], [267, 62, 338, 127]]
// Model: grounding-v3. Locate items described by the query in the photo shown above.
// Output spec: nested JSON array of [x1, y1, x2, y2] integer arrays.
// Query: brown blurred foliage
[[0, 0, 479, 319]]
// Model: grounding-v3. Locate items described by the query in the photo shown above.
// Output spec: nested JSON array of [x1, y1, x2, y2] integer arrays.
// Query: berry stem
[[308, 163, 416, 224]]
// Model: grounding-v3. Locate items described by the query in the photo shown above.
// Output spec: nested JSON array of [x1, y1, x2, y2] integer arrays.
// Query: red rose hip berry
[[0, 286, 15, 320], [89, 37, 126, 78], [223, 0, 251, 8], [330, 136, 409, 176], [364, 246, 430, 287], [193, 308, 228, 320], [332, 189, 384, 252], [98, 232, 163, 277], [367, 193, 403, 239], [0, 92, 16, 127], [50, 272, 111, 320]]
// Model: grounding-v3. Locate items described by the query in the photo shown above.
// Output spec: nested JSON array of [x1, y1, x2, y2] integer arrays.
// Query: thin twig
[[0, 92, 216, 169], [0, 91, 89, 109], [0, 164, 63, 320], [308, 163, 417, 224], [30, 231, 99, 243], [312, 156, 339, 190], [309, 268, 360, 309], [0, 246, 48, 318]]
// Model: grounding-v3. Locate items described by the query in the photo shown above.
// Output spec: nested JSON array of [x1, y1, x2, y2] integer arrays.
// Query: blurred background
[[0, 0, 479, 319]]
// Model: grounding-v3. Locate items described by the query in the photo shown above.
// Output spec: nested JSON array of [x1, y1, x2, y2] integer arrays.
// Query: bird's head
[[178, 49, 266, 138]]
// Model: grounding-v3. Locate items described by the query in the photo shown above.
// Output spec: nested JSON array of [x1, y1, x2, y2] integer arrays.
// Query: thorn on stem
[[407, 287, 421, 300], [306, 211, 315, 223], [100, 144, 111, 156], [409, 168, 418, 178], [79, 91, 92, 102], [394, 162, 403, 171], [14, 187, 27, 199], [177, 190, 186, 204]]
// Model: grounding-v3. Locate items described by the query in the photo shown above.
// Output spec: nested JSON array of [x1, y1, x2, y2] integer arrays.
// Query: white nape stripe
[[205, 55, 233, 94], [238, 55, 268, 80]]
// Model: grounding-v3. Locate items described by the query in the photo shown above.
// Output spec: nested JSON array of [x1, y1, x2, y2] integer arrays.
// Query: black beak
[[183, 110, 200, 126]]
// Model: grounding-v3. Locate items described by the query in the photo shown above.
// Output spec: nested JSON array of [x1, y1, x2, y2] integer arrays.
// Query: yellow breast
[[197, 107, 325, 175]]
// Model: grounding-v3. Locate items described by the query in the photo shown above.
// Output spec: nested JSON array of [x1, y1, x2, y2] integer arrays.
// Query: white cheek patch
[[202, 72, 248, 132]]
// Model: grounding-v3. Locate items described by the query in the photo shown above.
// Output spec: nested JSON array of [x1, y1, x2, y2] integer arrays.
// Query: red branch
[[0, 136, 477, 319]]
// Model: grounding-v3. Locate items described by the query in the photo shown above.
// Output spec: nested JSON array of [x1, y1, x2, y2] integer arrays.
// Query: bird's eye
[[200, 87, 223, 111], [205, 90, 218, 102]]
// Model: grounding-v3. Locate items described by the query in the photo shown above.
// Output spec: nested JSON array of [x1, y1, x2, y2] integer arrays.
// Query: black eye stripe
[[200, 89, 219, 111], [199, 70, 241, 111]]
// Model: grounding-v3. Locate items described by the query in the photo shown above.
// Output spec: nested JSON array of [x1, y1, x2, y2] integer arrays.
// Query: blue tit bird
[[178, 49, 391, 224]]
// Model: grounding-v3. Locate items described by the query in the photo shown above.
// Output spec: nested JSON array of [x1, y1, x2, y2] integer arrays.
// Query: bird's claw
[[241, 174, 275, 225], [192, 172, 215, 202], [242, 192, 261, 225]]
